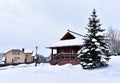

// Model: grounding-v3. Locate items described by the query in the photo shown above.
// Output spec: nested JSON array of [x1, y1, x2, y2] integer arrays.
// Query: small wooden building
[[48, 32, 82, 65]]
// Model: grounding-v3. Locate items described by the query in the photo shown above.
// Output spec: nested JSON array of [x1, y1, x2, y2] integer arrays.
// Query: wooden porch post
[[50, 48, 54, 65], [51, 48, 53, 59]]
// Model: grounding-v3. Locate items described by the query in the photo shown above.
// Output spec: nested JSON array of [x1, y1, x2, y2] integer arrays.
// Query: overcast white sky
[[0, 0, 120, 56]]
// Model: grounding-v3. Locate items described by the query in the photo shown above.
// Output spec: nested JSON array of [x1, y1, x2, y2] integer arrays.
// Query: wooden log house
[[48, 32, 82, 65]]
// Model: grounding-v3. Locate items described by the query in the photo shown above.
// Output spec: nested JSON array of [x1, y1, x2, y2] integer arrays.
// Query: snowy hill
[[0, 56, 120, 83]]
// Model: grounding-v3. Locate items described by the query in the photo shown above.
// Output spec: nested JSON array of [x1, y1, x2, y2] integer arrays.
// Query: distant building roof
[[5, 49, 22, 54], [24, 50, 33, 53], [5, 49, 33, 55]]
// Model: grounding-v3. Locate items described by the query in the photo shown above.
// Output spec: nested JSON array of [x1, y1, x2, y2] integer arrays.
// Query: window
[[12, 57, 20, 63], [18, 51, 20, 55], [13, 57, 18, 61], [12, 51, 14, 55], [12, 50, 20, 55]]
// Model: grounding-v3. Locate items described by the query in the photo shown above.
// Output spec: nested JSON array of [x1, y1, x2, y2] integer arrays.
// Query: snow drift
[[0, 56, 119, 83]]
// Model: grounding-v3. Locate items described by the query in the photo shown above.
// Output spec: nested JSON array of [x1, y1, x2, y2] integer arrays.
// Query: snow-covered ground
[[0, 56, 120, 83]]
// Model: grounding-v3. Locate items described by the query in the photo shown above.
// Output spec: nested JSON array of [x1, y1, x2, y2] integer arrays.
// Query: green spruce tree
[[80, 9, 108, 69]]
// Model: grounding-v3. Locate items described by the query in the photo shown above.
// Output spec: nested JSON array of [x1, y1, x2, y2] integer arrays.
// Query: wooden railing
[[51, 53, 79, 65]]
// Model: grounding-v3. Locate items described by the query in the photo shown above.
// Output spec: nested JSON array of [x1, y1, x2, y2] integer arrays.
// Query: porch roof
[[48, 38, 82, 49]]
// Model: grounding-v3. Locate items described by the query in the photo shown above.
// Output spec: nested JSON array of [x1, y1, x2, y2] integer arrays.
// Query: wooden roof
[[48, 45, 81, 49], [60, 32, 75, 40], [48, 32, 83, 49]]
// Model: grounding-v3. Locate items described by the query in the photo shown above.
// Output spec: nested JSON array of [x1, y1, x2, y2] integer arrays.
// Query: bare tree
[[106, 27, 120, 54]]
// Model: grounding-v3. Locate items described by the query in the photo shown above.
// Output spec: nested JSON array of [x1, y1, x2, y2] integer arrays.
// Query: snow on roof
[[48, 31, 83, 48], [24, 50, 33, 53], [49, 38, 82, 48]]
